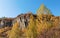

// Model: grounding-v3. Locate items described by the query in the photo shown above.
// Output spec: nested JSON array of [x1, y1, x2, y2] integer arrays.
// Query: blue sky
[[0, 0, 60, 17]]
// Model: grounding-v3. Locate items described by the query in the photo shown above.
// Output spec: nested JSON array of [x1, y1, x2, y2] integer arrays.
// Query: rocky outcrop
[[0, 18, 14, 28], [0, 13, 60, 30], [13, 13, 33, 30], [0, 13, 33, 29], [0, 13, 60, 38]]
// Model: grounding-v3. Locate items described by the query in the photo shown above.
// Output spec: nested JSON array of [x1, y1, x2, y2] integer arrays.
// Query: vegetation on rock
[[0, 4, 60, 38]]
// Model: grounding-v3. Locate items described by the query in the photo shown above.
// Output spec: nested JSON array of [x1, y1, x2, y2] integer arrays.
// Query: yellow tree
[[37, 4, 52, 16], [8, 22, 21, 38], [36, 17, 53, 34], [25, 15, 37, 38]]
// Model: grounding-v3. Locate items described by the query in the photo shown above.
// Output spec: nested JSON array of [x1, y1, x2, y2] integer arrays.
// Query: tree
[[9, 22, 21, 38], [25, 15, 37, 38], [37, 4, 52, 16], [36, 19, 53, 35]]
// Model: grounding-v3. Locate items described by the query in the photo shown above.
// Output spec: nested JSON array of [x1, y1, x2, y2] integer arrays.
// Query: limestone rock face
[[0, 13, 33, 29], [0, 13, 60, 31], [0, 18, 14, 28], [13, 13, 32, 30]]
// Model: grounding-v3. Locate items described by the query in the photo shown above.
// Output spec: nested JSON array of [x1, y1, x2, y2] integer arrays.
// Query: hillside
[[0, 14, 60, 38], [0, 4, 60, 38]]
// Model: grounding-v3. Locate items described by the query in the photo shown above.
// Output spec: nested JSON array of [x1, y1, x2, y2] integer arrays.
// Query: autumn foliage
[[0, 4, 60, 38]]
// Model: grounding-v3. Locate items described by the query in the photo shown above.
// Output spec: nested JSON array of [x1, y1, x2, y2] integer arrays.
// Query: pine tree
[[37, 4, 52, 16], [9, 22, 21, 38], [25, 15, 37, 38], [36, 18, 53, 34]]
